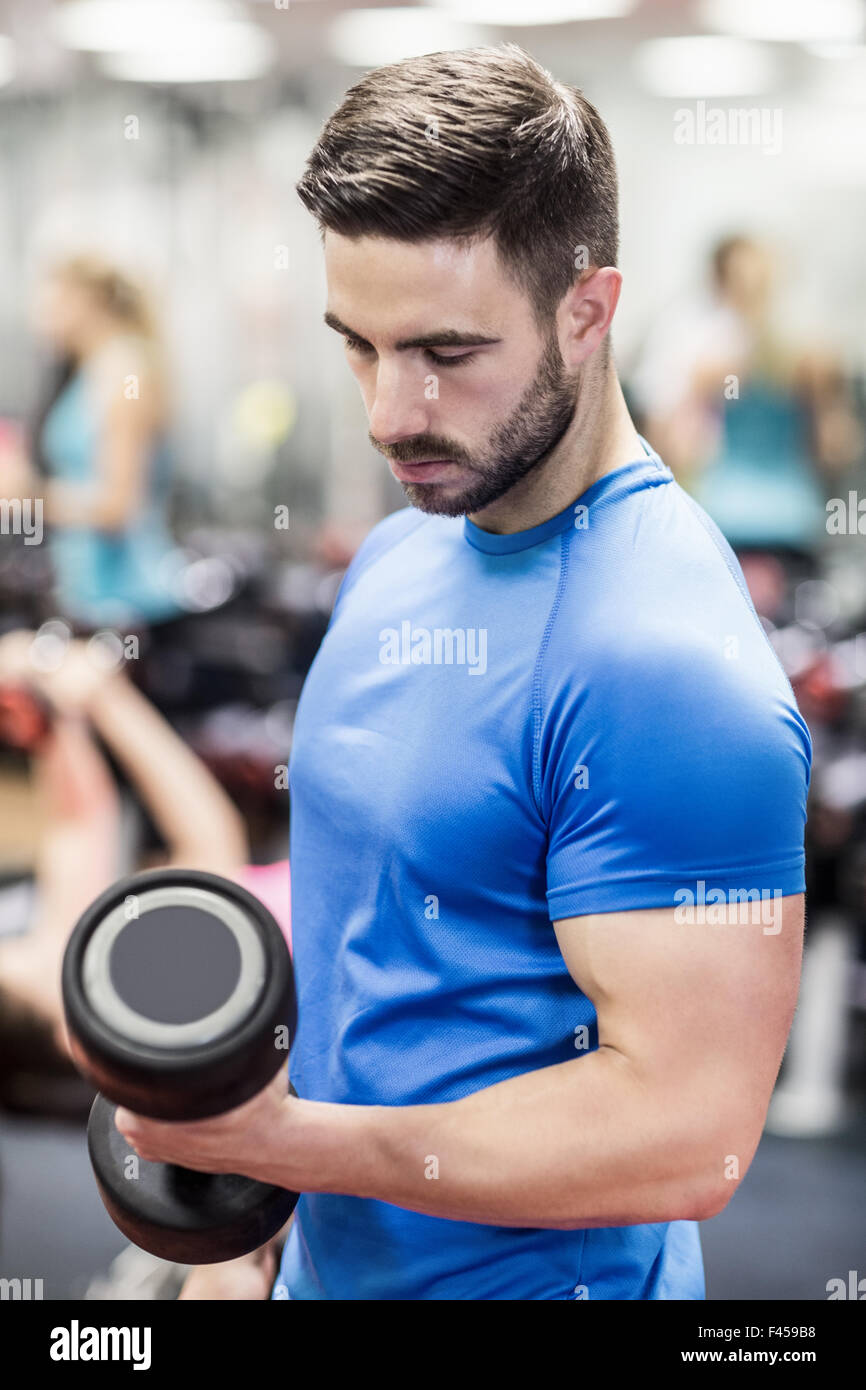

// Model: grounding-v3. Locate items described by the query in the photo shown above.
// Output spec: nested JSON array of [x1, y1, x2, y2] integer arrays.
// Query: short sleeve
[[541, 632, 812, 922]]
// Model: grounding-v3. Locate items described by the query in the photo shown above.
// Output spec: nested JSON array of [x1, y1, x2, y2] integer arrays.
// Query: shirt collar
[[462, 437, 670, 555]]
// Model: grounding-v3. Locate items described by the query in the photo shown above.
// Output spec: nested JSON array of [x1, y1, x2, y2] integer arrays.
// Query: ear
[[558, 267, 622, 367]]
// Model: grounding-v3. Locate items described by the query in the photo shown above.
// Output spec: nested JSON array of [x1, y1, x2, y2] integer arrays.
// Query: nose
[[367, 359, 430, 445]]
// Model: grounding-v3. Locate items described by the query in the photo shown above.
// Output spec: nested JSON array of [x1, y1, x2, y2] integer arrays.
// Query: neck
[[72, 318, 125, 364], [467, 355, 645, 535]]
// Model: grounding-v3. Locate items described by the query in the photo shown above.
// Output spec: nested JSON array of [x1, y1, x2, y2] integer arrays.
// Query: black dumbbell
[[61, 866, 299, 1264]]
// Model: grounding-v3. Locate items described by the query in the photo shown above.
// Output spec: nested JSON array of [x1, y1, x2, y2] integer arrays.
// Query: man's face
[[323, 232, 580, 518]]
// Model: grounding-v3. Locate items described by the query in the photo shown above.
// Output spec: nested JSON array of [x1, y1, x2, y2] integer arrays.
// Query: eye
[[425, 350, 476, 368], [343, 335, 475, 369], [344, 334, 374, 356]]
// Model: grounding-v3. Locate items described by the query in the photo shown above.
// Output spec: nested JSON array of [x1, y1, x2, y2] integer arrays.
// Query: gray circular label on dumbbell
[[81, 886, 266, 1048]]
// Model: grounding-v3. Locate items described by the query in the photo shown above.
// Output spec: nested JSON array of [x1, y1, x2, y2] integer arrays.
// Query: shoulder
[[333, 507, 431, 610], [351, 505, 430, 565], [545, 473, 770, 681], [85, 333, 163, 412], [538, 481, 812, 770], [87, 332, 157, 380]]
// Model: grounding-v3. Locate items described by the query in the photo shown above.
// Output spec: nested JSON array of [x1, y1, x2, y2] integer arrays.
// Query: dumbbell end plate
[[62, 867, 296, 1120], [88, 1093, 299, 1265]]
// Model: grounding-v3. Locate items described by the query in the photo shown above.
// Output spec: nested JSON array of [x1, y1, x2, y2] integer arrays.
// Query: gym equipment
[[61, 867, 298, 1264]]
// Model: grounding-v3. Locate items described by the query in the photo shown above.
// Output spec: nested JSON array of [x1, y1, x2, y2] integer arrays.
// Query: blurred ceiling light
[[328, 8, 487, 65], [55, 0, 239, 51], [635, 36, 777, 97], [698, 0, 865, 44], [0, 34, 15, 87], [55, 0, 272, 82], [98, 31, 272, 83], [432, 0, 635, 22]]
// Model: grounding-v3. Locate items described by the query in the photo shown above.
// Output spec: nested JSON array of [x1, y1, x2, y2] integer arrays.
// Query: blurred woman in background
[[632, 234, 860, 561], [19, 254, 184, 633]]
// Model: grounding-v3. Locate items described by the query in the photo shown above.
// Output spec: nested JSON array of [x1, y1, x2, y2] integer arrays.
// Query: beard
[[371, 328, 581, 518]]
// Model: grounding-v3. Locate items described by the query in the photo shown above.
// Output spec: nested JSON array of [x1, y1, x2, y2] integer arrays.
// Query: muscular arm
[[304, 894, 803, 1226], [120, 894, 805, 1229]]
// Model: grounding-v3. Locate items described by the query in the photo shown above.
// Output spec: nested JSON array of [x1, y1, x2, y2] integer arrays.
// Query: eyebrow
[[323, 310, 501, 351]]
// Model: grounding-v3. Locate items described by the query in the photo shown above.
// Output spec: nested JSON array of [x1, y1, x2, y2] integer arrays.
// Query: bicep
[[553, 894, 805, 1138]]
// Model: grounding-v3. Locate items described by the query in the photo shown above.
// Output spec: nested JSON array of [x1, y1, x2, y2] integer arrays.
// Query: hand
[[178, 1240, 281, 1301], [115, 1069, 293, 1184], [0, 630, 124, 717], [0, 630, 41, 687]]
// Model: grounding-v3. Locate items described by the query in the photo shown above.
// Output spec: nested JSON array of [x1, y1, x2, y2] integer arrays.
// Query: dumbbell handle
[[87, 1083, 300, 1264]]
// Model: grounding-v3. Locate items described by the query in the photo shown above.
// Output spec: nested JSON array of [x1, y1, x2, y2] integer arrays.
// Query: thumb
[[53, 1020, 73, 1059]]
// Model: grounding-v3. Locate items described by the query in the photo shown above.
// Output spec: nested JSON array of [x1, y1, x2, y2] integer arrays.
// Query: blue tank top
[[40, 364, 183, 627], [692, 379, 825, 550], [274, 441, 811, 1300]]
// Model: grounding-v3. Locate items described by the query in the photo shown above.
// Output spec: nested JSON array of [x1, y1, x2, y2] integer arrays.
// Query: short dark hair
[[296, 44, 619, 331]]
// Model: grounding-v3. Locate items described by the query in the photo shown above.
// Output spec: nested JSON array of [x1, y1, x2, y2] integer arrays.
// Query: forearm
[[87, 675, 248, 867], [31, 720, 123, 937], [264, 1051, 722, 1229], [34, 713, 119, 822]]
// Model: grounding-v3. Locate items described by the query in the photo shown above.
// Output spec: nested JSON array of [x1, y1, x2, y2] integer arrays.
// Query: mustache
[[370, 437, 469, 465]]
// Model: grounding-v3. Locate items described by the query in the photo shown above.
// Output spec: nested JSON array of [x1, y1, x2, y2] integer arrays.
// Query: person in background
[[631, 234, 860, 557], [0, 628, 291, 1088], [0, 630, 292, 1299], [8, 254, 184, 633]]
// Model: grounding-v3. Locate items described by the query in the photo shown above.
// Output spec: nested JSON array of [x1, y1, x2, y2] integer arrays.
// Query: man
[[119, 44, 812, 1301]]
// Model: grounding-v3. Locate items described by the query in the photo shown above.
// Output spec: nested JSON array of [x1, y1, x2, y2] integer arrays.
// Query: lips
[[389, 459, 458, 483]]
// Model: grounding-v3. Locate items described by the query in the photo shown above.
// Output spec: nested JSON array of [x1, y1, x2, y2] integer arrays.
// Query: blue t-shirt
[[275, 441, 811, 1301]]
